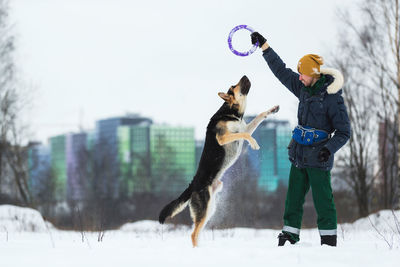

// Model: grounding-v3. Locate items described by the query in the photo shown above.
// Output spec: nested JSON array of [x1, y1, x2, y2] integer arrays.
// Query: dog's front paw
[[253, 143, 260, 150], [262, 105, 280, 118], [249, 138, 260, 150], [267, 105, 280, 115]]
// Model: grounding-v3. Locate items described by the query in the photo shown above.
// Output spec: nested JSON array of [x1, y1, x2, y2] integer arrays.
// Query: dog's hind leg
[[189, 187, 213, 247], [212, 180, 223, 193], [191, 215, 207, 247]]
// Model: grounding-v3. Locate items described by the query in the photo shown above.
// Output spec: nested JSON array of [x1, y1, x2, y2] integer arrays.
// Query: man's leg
[[280, 164, 310, 244], [307, 168, 337, 246]]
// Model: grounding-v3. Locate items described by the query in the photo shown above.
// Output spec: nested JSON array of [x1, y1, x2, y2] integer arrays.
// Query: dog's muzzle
[[240, 75, 251, 95]]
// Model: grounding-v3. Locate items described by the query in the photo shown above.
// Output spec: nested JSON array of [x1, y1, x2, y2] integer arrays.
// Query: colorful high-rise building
[[96, 115, 152, 198]]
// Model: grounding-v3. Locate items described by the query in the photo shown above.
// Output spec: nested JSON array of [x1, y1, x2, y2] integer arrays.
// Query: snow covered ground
[[0, 205, 399, 267]]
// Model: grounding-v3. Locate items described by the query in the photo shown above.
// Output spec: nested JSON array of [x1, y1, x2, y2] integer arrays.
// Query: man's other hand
[[318, 147, 331, 162]]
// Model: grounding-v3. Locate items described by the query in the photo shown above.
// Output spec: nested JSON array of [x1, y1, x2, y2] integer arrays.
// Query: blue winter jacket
[[262, 47, 351, 170]]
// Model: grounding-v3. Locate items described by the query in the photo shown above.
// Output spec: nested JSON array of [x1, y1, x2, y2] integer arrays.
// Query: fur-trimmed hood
[[320, 68, 344, 94]]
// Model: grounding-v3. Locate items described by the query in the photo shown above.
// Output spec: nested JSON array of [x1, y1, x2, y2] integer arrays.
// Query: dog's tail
[[159, 183, 193, 224]]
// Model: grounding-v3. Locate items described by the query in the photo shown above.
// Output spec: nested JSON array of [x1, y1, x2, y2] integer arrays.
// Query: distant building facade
[[27, 114, 292, 201]]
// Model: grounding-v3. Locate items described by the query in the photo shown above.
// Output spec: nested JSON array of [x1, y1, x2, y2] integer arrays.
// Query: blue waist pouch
[[292, 125, 329, 145]]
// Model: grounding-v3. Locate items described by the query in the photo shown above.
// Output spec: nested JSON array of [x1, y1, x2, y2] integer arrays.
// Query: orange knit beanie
[[297, 54, 324, 78]]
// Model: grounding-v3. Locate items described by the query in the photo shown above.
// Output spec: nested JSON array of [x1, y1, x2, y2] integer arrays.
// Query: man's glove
[[318, 147, 331, 162], [250, 32, 267, 48]]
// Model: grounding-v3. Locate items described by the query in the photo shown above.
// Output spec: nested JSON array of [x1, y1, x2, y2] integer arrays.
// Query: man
[[251, 32, 350, 247]]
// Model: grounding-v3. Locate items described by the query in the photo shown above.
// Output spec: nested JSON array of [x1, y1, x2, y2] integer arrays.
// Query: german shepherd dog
[[159, 75, 279, 247]]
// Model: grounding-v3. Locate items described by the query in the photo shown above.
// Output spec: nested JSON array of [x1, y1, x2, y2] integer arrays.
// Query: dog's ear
[[218, 92, 231, 102]]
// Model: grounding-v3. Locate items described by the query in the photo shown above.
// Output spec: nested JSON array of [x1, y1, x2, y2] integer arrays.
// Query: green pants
[[282, 164, 337, 242]]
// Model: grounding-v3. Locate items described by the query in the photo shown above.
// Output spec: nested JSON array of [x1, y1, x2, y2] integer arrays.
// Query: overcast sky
[[11, 0, 357, 142]]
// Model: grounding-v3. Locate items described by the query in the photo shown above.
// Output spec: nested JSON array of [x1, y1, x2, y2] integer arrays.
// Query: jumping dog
[[159, 75, 279, 247]]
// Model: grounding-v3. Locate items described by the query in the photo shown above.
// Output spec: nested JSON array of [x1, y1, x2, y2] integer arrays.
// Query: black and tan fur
[[159, 75, 279, 247]]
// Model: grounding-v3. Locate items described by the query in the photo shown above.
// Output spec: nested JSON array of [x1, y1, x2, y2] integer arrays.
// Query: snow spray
[[227, 24, 258, 57], [208, 168, 242, 227]]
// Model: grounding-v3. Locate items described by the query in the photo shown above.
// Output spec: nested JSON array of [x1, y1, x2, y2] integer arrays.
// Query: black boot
[[278, 232, 296, 246], [321, 235, 337, 246]]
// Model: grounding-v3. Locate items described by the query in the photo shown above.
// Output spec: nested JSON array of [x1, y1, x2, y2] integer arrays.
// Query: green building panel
[[118, 126, 133, 197], [86, 130, 96, 151], [131, 126, 151, 193], [50, 134, 67, 201], [150, 125, 195, 193], [117, 125, 152, 196]]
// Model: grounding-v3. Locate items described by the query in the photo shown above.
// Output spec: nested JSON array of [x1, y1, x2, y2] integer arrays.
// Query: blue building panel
[[244, 117, 292, 193], [28, 142, 51, 199]]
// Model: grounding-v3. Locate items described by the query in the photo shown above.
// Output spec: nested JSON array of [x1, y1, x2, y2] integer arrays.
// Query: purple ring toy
[[227, 25, 258, 57]]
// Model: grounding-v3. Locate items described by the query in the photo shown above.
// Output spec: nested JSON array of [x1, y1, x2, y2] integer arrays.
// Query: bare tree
[[332, 0, 400, 215], [71, 139, 126, 230], [0, 0, 32, 204], [379, 120, 398, 209], [332, 52, 377, 217], [0, 0, 15, 191], [28, 150, 55, 215], [5, 141, 30, 204], [78, 141, 110, 230]]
